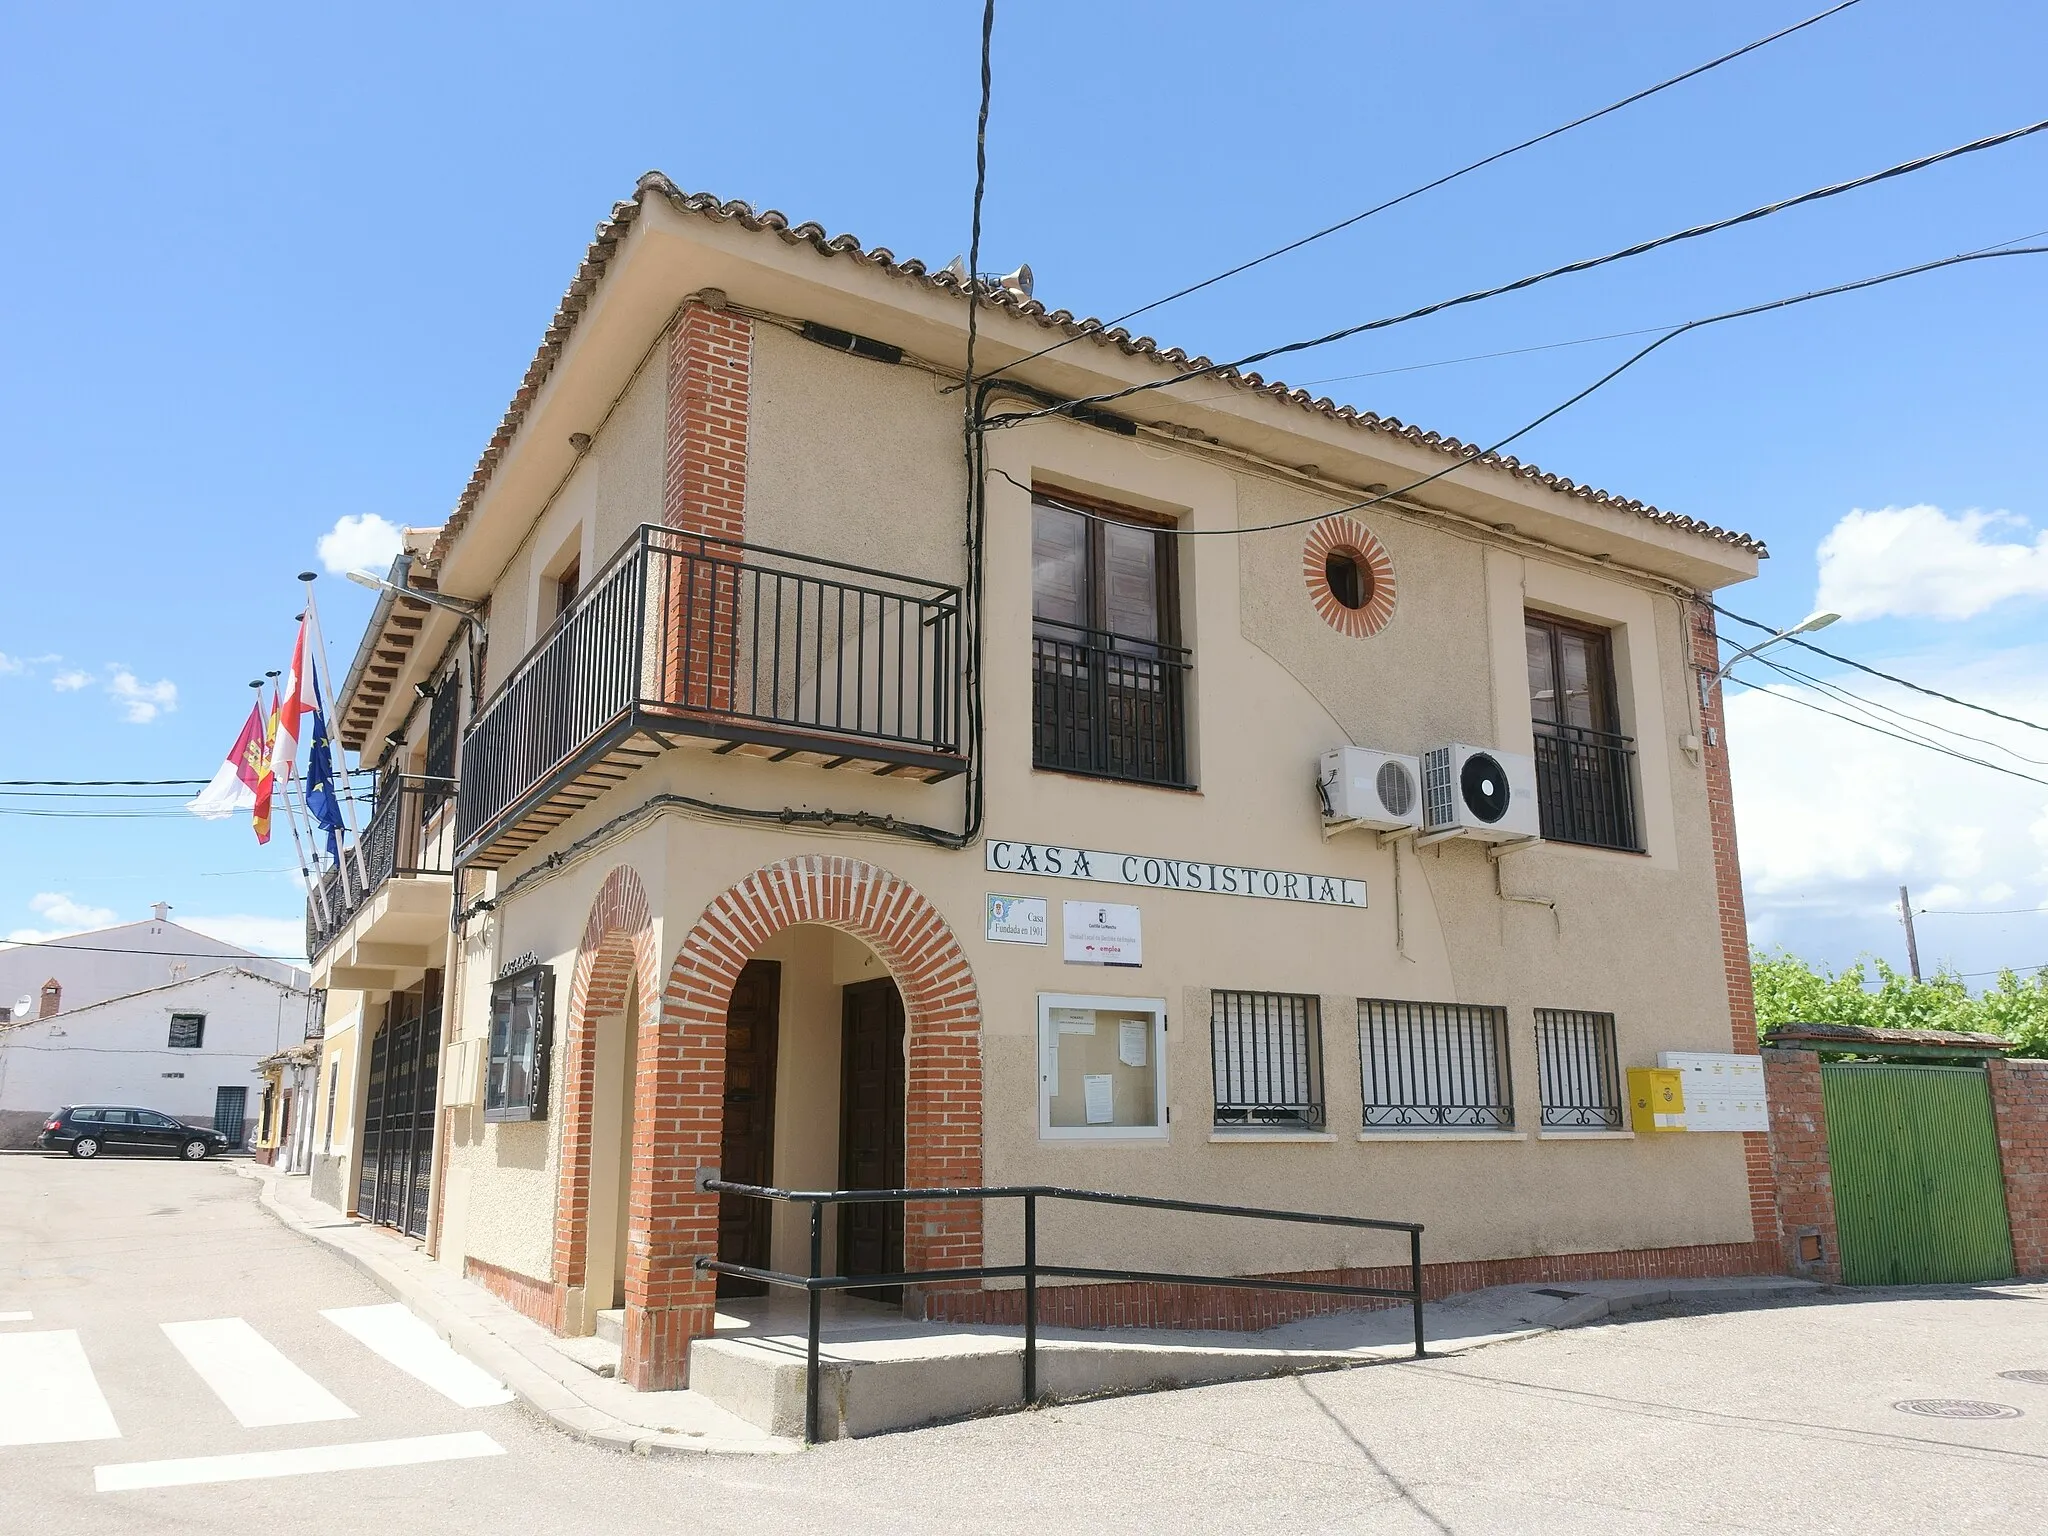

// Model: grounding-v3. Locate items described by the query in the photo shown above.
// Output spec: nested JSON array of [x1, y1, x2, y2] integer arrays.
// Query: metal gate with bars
[[355, 971, 443, 1239], [1820, 1062, 2014, 1286]]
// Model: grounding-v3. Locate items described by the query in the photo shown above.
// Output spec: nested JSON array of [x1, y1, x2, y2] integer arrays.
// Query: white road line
[[321, 1304, 515, 1408], [94, 1431, 505, 1491], [0, 1330, 121, 1446], [0, 1311, 33, 1323], [159, 1318, 356, 1428]]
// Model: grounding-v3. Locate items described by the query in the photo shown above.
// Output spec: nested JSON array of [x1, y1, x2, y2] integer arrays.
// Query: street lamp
[[1700, 610, 1839, 705], [344, 568, 485, 625]]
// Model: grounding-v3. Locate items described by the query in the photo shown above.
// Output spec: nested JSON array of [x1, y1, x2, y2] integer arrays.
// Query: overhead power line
[[1751, 655, 2048, 769], [1726, 668, 2048, 789], [1713, 604, 2048, 735], [1920, 907, 2048, 918], [986, 116, 2048, 430], [980, 0, 1867, 383], [0, 937, 308, 963], [999, 242, 2048, 540]]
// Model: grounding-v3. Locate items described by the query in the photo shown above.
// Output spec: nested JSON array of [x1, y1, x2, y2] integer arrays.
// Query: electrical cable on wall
[[985, 119, 2048, 430], [976, 0, 1867, 384]]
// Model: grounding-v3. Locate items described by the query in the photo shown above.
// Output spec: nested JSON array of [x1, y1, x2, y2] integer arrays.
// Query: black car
[[38, 1105, 231, 1161]]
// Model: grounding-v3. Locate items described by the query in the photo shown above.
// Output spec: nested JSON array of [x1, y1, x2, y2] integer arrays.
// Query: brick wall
[[1689, 598, 1779, 1249], [1989, 1058, 2048, 1278], [621, 854, 983, 1391], [465, 1254, 559, 1330], [925, 1239, 1781, 1330], [662, 302, 751, 714], [551, 866, 662, 1334], [1761, 1047, 1839, 1281]]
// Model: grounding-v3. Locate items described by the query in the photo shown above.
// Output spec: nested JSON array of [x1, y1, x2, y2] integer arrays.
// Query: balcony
[[456, 526, 965, 869], [1531, 719, 1641, 852], [1031, 619, 1192, 790], [305, 774, 456, 968]]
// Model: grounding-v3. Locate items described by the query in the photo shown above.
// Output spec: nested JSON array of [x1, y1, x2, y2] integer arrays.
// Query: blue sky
[[1, 1, 2044, 981]]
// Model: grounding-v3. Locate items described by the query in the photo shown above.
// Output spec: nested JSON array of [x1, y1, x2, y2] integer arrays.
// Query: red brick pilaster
[[1690, 597, 1779, 1249], [1761, 1048, 1838, 1281], [1988, 1058, 2048, 1278], [551, 866, 661, 1333], [662, 304, 751, 714], [620, 855, 982, 1391]]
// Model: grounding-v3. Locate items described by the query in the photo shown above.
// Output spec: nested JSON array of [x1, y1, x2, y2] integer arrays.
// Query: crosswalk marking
[[93, 1431, 506, 1491], [0, 1330, 121, 1446], [0, 1311, 33, 1323], [321, 1304, 515, 1409], [160, 1318, 356, 1428]]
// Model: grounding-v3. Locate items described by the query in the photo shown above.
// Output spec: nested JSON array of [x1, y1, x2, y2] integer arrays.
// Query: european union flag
[[303, 662, 345, 863]]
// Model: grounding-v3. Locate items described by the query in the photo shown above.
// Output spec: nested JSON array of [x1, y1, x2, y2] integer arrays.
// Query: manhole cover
[[1893, 1399, 2023, 1420], [1998, 1370, 2048, 1386]]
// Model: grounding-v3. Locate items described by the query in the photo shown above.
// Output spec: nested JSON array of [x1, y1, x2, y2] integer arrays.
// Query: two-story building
[[303, 174, 1773, 1392]]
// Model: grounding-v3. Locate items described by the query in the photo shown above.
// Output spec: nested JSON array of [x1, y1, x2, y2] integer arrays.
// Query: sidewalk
[[237, 1161, 791, 1456], [239, 1161, 1820, 1451]]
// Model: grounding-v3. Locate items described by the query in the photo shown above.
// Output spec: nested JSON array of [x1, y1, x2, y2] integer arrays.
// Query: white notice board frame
[[1037, 993, 1169, 1141]]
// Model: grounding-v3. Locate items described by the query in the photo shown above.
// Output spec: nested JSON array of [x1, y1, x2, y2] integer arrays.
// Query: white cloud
[[8, 893, 122, 943], [106, 668, 177, 724], [0, 653, 21, 675], [317, 513, 405, 577], [1727, 652, 2048, 972], [1816, 504, 2048, 622], [50, 669, 91, 692], [178, 914, 307, 958]]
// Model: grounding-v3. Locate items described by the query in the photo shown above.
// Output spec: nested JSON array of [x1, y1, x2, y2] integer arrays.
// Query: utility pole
[[1899, 884, 1922, 981]]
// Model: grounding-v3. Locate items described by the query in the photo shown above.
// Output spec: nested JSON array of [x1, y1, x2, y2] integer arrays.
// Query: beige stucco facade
[[307, 180, 1769, 1377]]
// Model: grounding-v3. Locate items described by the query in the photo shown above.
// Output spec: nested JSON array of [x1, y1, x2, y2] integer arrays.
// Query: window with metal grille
[[423, 668, 461, 812], [167, 1012, 205, 1049], [1211, 991, 1324, 1130], [485, 963, 554, 1123], [1535, 1009, 1623, 1129], [1358, 999, 1513, 1131]]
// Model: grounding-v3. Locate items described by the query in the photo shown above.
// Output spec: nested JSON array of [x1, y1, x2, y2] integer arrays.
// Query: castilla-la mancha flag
[[187, 700, 269, 826]]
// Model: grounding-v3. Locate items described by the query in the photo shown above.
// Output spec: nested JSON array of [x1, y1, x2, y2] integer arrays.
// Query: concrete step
[[687, 1331, 1370, 1442], [594, 1308, 625, 1346], [550, 1332, 621, 1378]]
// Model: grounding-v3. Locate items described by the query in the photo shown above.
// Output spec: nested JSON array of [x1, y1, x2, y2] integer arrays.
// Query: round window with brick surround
[[1304, 516, 1396, 637]]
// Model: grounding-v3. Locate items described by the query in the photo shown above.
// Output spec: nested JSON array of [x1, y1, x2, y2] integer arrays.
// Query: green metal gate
[[1820, 1063, 2014, 1286]]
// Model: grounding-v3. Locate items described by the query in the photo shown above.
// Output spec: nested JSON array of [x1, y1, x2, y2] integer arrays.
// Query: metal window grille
[[1359, 999, 1514, 1130], [167, 1012, 205, 1050], [1211, 991, 1324, 1130], [1531, 721, 1641, 851], [1535, 1009, 1624, 1129]]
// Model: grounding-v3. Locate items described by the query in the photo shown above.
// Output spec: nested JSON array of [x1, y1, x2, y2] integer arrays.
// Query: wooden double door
[[713, 964, 905, 1299]]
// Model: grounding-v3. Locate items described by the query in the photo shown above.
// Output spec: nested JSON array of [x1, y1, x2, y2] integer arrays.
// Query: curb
[[232, 1162, 793, 1459]]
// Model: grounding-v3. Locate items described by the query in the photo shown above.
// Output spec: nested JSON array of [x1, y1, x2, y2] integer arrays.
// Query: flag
[[187, 701, 268, 820], [251, 688, 281, 845], [302, 659, 345, 863], [271, 616, 312, 789]]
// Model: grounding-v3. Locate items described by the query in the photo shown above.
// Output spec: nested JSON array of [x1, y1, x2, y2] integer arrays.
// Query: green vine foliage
[[1751, 948, 2048, 1057]]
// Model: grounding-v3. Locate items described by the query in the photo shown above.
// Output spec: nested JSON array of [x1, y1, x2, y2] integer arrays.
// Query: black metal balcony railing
[[1531, 719, 1641, 852], [456, 527, 963, 860], [305, 775, 456, 958], [1031, 618, 1192, 789]]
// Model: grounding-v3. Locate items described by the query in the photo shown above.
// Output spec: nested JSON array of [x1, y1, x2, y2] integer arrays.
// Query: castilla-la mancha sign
[[985, 839, 1365, 908]]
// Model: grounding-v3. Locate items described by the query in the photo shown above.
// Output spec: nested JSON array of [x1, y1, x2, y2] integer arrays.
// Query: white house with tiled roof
[[296, 174, 1773, 1396]]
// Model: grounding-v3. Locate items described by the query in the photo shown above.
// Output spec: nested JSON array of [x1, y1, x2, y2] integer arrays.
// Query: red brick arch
[[551, 865, 661, 1333], [621, 854, 983, 1390]]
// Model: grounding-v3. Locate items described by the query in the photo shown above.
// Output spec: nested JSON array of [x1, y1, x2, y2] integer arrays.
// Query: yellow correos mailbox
[[1627, 1067, 1687, 1133]]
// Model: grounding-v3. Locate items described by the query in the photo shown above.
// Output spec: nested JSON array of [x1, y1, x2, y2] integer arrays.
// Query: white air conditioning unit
[[1421, 743, 1541, 844], [1318, 747, 1423, 834]]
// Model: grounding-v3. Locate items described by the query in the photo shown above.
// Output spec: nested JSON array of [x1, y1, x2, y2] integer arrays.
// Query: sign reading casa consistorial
[[985, 840, 1366, 909]]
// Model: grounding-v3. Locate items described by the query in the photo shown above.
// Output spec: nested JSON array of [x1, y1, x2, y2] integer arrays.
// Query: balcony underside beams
[[456, 705, 966, 873]]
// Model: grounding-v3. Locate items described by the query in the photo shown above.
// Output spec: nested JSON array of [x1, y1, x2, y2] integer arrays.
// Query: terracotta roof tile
[[426, 172, 1765, 568]]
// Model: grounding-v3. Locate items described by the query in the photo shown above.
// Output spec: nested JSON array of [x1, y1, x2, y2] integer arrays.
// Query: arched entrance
[[551, 866, 661, 1335], [622, 854, 982, 1390]]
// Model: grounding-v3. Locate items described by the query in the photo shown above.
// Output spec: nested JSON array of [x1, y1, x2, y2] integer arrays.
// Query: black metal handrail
[[1031, 616, 1193, 789], [1531, 719, 1641, 852], [697, 1178, 1424, 1444], [305, 775, 457, 958], [456, 526, 963, 856]]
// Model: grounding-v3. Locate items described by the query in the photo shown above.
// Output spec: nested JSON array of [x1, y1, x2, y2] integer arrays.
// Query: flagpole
[[298, 572, 373, 896], [259, 676, 329, 935]]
